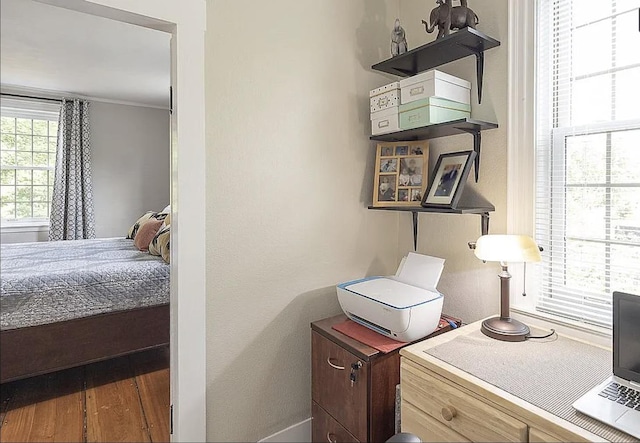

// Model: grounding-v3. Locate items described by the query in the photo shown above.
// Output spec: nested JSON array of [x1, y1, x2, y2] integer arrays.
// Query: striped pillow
[[126, 211, 168, 240], [133, 218, 164, 251], [149, 225, 170, 263]]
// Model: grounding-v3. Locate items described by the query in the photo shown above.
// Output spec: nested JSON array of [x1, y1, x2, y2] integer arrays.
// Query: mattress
[[0, 238, 169, 331]]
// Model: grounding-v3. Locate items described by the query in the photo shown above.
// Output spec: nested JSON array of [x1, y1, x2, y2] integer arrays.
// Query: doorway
[[2, 1, 207, 441]]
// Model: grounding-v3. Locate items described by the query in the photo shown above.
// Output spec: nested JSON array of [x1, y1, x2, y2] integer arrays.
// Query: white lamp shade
[[474, 235, 541, 263]]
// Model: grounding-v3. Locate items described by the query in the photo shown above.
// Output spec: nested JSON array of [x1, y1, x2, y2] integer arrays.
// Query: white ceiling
[[0, 0, 171, 108]]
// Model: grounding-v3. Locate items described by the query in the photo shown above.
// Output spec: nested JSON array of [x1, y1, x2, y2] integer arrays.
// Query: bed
[[0, 238, 170, 383]]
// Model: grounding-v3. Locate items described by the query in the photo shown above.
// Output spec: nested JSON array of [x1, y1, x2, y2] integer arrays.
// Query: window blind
[[535, 0, 640, 328]]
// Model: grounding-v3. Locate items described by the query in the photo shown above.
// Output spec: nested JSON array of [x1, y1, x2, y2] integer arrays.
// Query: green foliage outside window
[[0, 116, 57, 221]]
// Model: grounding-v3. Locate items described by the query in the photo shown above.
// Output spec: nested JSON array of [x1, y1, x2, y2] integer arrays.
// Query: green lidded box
[[399, 97, 471, 130]]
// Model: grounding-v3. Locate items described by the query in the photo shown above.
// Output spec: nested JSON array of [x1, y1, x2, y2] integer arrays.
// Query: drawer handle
[[441, 405, 457, 422], [326, 357, 345, 370], [327, 432, 337, 443]]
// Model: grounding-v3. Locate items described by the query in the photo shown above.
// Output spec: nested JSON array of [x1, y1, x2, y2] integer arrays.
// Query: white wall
[[398, 0, 509, 324], [205, 0, 401, 441], [91, 101, 170, 237], [210, 1, 509, 437], [0, 226, 48, 244]]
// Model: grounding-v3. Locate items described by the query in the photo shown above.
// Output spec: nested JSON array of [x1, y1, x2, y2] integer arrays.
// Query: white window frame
[[507, 0, 538, 313], [0, 98, 60, 230], [507, 0, 640, 335], [539, 121, 640, 325]]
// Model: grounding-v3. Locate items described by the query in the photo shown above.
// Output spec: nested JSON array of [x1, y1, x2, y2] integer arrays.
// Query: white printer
[[336, 253, 445, 342]]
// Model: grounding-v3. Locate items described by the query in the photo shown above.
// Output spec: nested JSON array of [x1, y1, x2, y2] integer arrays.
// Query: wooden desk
[[399, 320, 635, 442]]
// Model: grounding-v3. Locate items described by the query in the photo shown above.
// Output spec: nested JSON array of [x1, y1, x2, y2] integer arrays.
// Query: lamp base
[[481, 317, 530, 342]]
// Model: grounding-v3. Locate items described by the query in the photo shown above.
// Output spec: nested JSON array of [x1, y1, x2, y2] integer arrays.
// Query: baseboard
[[258, 418, 311, 443]]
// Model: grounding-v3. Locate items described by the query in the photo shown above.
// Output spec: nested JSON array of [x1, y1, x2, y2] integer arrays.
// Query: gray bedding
[[0, 237, 169, 331]]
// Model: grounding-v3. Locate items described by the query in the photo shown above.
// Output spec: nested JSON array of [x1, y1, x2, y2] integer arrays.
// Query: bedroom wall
[[0, 102, 169, 243], [90, 101, 169, 238], [0, 227, 48, 244], [397, 0, 509, 323], [205, 0, 402, 441]]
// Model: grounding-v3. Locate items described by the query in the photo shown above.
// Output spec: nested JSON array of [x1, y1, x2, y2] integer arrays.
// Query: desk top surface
[[400, 320, 634, 443]]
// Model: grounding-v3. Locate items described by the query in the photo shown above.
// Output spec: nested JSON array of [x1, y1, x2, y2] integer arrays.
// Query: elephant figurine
[[422, 0, 452, 39], [450, 0, 479, 31], [422, 0, 479, 39]]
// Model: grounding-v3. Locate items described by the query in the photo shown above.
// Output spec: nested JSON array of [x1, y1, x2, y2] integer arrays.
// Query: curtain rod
[[1, 91, 170, 110], [1, 93, 62, 103]]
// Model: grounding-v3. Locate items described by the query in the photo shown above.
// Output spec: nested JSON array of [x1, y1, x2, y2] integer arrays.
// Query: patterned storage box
[[370, 81, 400, 113]]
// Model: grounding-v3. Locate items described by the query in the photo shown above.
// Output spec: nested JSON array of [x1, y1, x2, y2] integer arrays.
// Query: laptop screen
[[613, 291, 640, 384]]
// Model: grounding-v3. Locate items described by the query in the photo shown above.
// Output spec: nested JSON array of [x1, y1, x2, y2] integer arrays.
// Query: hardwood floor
[[0, 346, 170, 443]]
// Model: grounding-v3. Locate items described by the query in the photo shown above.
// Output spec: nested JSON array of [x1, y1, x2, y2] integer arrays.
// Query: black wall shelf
[[370, 118, 498, 183], [368, 28, 501, 249], [371, 28, 500, 103], [369, 206, 493, 252], [370, 118, 496, 142], [368, 187, 494, 251]]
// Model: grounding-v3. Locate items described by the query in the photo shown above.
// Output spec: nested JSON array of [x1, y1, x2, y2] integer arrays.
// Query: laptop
[[572, 291, 640, 439]]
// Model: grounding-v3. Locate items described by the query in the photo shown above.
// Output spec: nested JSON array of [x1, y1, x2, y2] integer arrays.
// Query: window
[[0, 99, 60, 223], [534, 0, 640, 327]]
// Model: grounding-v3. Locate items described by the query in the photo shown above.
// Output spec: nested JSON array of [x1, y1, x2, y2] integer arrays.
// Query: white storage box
[[370, 81, 400, 113], [370, 106, 400, 135], [399, 70, 471, 105]]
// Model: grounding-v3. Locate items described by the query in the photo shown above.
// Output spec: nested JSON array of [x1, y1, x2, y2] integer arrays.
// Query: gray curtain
[[49, 99, 96, 241]]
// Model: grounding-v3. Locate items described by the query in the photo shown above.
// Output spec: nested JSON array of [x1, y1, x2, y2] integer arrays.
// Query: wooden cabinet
[[311, 314, 459, 443], [312, 332, 369, 440], [529, 427, 565, 443], [401, 401, 470, 443], [312, 403, 359, 443], [399, 320, 615, 443]]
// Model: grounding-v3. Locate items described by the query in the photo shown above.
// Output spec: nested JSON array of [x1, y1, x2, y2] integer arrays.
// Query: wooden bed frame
[[0, 303, 169, 384]]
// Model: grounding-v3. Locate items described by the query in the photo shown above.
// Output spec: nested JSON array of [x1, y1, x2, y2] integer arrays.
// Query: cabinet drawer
[[312, 402, 359, 443], [529, 427, 563, 443], [312, 332, 368, 441], [401, 359, 527, 442], [402, 400, 470, 442]]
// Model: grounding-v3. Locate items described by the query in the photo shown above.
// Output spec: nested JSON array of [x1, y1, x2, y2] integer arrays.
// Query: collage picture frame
[[372, 140, 429, 207]]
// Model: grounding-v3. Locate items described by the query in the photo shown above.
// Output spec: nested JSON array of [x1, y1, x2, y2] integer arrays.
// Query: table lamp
[[473, 234, 541, 342]]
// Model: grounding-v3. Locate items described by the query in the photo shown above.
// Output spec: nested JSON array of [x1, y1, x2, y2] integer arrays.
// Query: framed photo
[[421, 150, 476, 209], [372, 140, 429, 207]]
